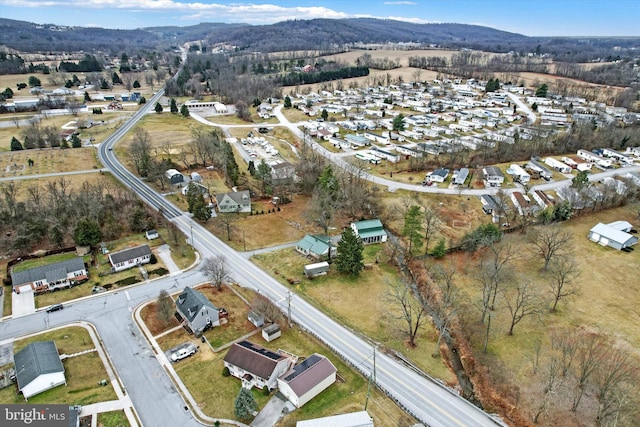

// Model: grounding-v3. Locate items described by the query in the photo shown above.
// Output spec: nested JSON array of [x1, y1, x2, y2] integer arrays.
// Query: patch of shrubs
[[148, 267, 169, 277]]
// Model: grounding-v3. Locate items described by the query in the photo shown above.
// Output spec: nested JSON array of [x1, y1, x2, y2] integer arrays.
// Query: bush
[[103, 284, 113, 290], [148, 267, 169, 277], [262, 386, 270, 396], [430, 239, 447, 258], [149, 253, 157, 264], [460, 223, 501, 252], [222, 366, 230, 377], [115, 276, 139, 287]]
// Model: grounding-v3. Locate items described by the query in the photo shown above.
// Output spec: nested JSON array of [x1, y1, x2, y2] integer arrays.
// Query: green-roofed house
[[295, 235, 336, 260], [175, 287, 227, 336], [14, 341, 66, 400], [351, 219, 388, 245]]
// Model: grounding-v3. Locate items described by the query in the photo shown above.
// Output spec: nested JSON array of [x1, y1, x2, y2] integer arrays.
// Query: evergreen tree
[[403, 205, 423, 253], [535, 83, 548, 98], [321, 108, 329, 121], [284, 96, 292, 108], [60, 139, 69, 149], [571, 170, 589, 190], [180, 104, 189, 117], [255, 159, 272, 196], [73, 218, 102, 247], [133, 80, 141, 88], [318, 165, 339, 199], [392, 114, 406, 131], [170, 98, 178, 114], [84, 91, 91, 102], [248, 160, 256, 176], [10, 136, 23, 151], [192, 194, 212, 222], [155, 102, 163, 113], [234, 388, 258, 420], [430, 238, 447, 258], [335, 227, 364, 277], [112, 72, 122, 85], [71, 134, 82, 148]]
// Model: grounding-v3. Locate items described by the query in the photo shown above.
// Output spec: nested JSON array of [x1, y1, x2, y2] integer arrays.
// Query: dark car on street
[[46, 303, 64, 313]]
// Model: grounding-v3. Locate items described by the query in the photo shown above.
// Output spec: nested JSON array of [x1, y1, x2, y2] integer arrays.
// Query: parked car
[[46, 303, 64, 313], [170, 345, 197, 362]]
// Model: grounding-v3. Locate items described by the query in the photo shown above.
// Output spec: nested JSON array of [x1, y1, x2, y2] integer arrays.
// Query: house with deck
[[277, 354, 337, 408], [223, 340, 292, 390], [11, 257, 88, 294]]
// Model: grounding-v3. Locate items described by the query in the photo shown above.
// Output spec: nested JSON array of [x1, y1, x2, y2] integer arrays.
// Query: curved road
[[3, 88, 637, 427]]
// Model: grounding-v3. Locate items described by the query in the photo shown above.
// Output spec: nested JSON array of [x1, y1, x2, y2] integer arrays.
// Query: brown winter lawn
[[434, 204, 640, 426]]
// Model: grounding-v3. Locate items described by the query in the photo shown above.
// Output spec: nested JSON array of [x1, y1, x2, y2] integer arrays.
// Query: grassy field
[[433, 203, 640, 425], [97, 410, 130, 427], [252, 245, 456, 382], [0, 146, 99, 177], [1, 327, 116, 405]]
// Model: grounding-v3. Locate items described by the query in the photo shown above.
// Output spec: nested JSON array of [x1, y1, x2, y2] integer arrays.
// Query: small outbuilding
[[145, 229, 159, 240], [165, 169, 185, 185], [14, 341, 66, 400], [278, 354, 337, 408], [262, 324, 282, 342], [296, 411, 374, 427], [248, 311, 265, 328], [303, 262, 330, 279]]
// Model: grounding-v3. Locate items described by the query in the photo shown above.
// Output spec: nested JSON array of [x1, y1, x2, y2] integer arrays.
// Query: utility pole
[[365, 344, 377, 410], [190, 221, 194, 249], [287, 291, 292, 328]]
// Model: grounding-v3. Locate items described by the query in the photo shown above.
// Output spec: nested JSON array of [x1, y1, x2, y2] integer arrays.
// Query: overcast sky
[[0, 0, 638, 36]]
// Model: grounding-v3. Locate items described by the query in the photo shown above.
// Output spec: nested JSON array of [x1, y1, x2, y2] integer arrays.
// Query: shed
[[14, 341, 66, 400], [304, 262, 330, 278], [248, 311, 265, 328], [277, 354, 337, 408], [145, 229, 159, 240], [262, 324, 281, 342], [165, 169, 184, 184], [191, 172, 202, 183]]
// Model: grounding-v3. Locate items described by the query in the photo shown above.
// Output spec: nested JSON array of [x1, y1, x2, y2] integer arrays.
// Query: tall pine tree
[[335, 227, 364, 277]]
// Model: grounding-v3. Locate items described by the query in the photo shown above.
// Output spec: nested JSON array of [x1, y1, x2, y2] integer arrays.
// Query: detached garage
[[14, 341, 66, 400], [278, 354, 337, 408], [589, 221, 638, 250]]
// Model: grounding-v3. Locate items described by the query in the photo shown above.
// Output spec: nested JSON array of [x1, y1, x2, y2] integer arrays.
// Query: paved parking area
[[12, 286, 35, 317]]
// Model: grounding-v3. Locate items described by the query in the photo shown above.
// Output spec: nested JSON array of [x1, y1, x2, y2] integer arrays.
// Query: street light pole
[[190, 221, 195, 249]]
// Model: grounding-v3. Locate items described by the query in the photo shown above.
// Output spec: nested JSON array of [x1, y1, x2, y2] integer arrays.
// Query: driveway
[[155, 244, 180, 274], [12, 286, 35, 317], [251, 393, 294, 427]]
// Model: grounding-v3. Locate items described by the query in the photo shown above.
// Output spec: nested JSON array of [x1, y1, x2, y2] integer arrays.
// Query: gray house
[[215, 190, 251, 213], [175, 287, 225, 335], [14, 341, 66, 400], [11, 257, 88, 294], [589, 221, 638, 250]]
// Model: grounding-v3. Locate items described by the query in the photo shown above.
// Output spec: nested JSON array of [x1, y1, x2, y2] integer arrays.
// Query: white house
[[351, 219, 388, 244], [277, 354, 337, 408], [14, 341, 66, 400], [577, 149, 613, 168], [545, 157, 572, 173], [483, 166, 505, 187], [427, 168, 449, 183], [223, 340, 292, 390], [11, 257, 88, 294], [506, 164, 530, 184], [108, 244, 152, 272]]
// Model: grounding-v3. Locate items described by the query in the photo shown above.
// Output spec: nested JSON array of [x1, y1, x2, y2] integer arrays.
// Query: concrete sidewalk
[[238, 241, 297, 259]]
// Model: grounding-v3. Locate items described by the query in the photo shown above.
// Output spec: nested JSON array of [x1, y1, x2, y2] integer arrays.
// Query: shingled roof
[[108, 244, 151, 265], [224, 340, 287, 380], [11, 257, 85, 287], [175, 287, 217, 322], [279, 354, 336, 397], [14, 341, 64, 392]]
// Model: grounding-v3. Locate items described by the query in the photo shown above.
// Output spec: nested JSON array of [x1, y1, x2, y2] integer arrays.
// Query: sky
[[0, 0, 638, 37]]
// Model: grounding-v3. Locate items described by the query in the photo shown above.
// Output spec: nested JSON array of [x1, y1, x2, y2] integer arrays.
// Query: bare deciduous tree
[[502, 280, 541, 335], [384, 278, 427, 348], [528, 226, 573, 271], [594, 346, 640, 426], [156, 290, 174, 325], [201, 255, 232, 289], [250, 294, 283, 324], [548, 257, 581, 312], [532, 357, 561, 424], [572, 332, 605, 411], [422, 203, 442, 254]]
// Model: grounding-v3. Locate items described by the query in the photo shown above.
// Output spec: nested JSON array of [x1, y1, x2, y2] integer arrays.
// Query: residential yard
[[209, 195, 315, 251], [1, 326, 116, 405], [146, 282, 414, 425], [97, 410, 130, 427], [252, 245, 456, 383]]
